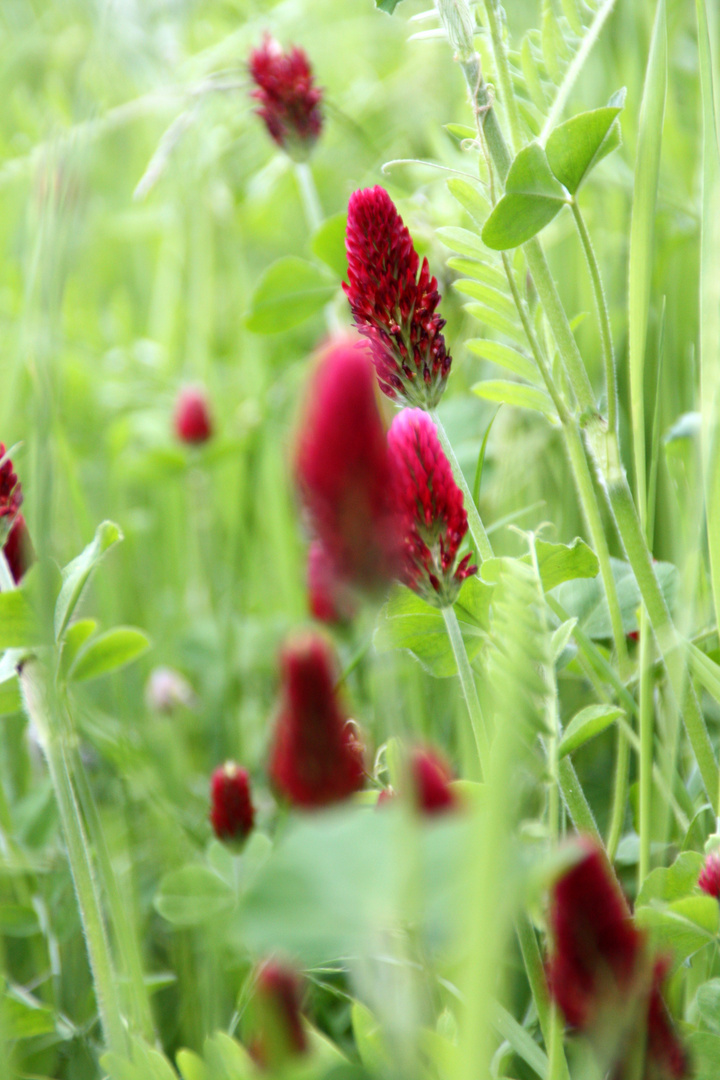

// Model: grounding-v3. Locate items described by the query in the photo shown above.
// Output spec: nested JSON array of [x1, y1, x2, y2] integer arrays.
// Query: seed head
[[268, 633, 365, 809], [174, 386, 213, 444], [248, 35, 323, 159], [698, 850, 720, 899], [295, 337, 404, 596], [209, 762, 255, 843], [344, 186, 451, 408], [387, 408, 476, 607]]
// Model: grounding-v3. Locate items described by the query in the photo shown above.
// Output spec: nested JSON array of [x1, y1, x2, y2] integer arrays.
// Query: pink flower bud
[[344, 186, 451, 407], [295, 337, 404, 596], [268, 633, 365, 809], [174, 386, 213, 444], [307, 539, 357, 624], [698, 850, 720, 899], [249, 960, 307, 1068], [410, 747, 458, 814], [248, 35, 323, 159], [3, 512, 34, 584], [387, 408, 476, 607], [209, 762, 255, 843]]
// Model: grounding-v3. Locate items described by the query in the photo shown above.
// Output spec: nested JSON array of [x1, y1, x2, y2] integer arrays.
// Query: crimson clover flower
[[548, 837, 689, 1079], [410, 746, 458, 814], [0, 443, 22, 541], [249, 960, 307, 1069], [268, 633, 365, 809], [209, 762, 255, 843], [248, 35, 323, 159], [174, 386, 213, 444], [698, 850, 720, 899], [0, 445, 34, 583], [306, 539, 357, 625], [387, 408, 476, 607], [295, 336, 404, 597], [343, 186, 451, 408], [4, 514, 34, 585]]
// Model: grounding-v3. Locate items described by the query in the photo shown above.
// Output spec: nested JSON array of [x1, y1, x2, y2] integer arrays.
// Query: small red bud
[[174, 386, 213, 444], [410, 747, 458, 814], [209, 762, 255, 843]]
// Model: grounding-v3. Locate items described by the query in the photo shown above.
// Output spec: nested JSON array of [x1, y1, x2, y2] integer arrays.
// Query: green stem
[[441, 603, 490, 768], [558, 758, 601, 839], [457, 54, 512, 182], [638, 607, 653, 884], [432, 411, 494, 563], [294, 161, 323, 233], [19, 665, 127, 1057], [606, 729, 629, 860], [482, 1, 523, 154], [571, 200, 619, 442]]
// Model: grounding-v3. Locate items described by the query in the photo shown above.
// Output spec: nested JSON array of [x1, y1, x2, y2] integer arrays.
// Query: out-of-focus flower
[[3, 513, 34, 584], [209, 762, 255, 843], [295, 336, 404, 596], [698, 850, 720, 899], [174, 386, 213, 444], [643, 959, 690, 1080], [307, 539, 356, 624], [387, 408, 476, 607], [249, 960, 307, 1069], [248, 35, 323, 159], [410, 747, 458, 814], [268, 633, 365, 809], [145, 666, 197, 713], [0, 443, 22, 545], [344, 186, 451, 408]]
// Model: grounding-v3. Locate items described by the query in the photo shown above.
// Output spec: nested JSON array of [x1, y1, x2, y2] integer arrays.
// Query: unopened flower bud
[[248, 36, 323, 160], [209, 762, 255, 843], [435, 0, 476, 61], [174, 386, 213, 445]]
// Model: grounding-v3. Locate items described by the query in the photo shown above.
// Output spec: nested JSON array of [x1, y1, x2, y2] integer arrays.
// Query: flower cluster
[[268, 633, 365, 809], [548, 837, 688, 1078], [248, 35, 323, 159], [295, 336, 404, 596], [0, 444, 33, 583], [388, 409, 476, 607], [209, 762, 255, 843], [344, 186, 451, 408]]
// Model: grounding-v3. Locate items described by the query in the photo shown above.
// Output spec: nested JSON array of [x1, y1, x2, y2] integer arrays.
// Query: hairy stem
[[432, 411, 494, 563], [441, 603, 490, 768]]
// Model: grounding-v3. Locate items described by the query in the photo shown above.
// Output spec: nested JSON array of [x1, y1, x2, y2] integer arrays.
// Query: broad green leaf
[[375, 0, 403, 11], [69, 626, 150, 682], [0, 589, 38, 649], [129, 1038, 178, 1080], [696, 981, 720, 1036], [636, 852, 704, 907], [54, 521, 123, 640], [154, 865, 235, 927], [0, 677, 21, 717], [482, 143, 566, 250], [466, 340, 541, 385], [59, 618, 98, 677], [311, 212, 348, 279], [559, 705, 623, 758], [245, 256, 335, 334], [3, 984, 58, 1040], [352, 1003, 392, 1073], [176, 1049, 209, 1080], [482, 539, 599, 593], [551, 557, 678, 638], [373, 578, 490, 677], [473, 380, 556, 418], [545, 102, 624, 194], [634, 895, 718, 965], [688, 1032, 720, 1080], [446, 177, 489, 226], [203, 1032, 254, 1079]]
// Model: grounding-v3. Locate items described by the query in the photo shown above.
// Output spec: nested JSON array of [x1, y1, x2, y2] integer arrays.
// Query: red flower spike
[[268, 633, 365, 809], [307, 539, 357, 624], [3, 513, 35, 584], [209, 763, 255, 843], [248, 35, 323, 159], [643, 959, 690, 1080], [0, 443, 23, 545], [547, 837, 644, 1032], [698, 850, 720, 899], [387, 408, 476, 607], [295, 337, 404, 595], [250, 960, 307, 1069], [174, 386, 213, 444], [344, 186, 452, 408], [410, 747, 458, 815]]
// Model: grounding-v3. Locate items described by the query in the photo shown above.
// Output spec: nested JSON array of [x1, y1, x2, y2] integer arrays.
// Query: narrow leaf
[[69, 626, 151, 683], [473, 380, 556, 418], [559, 705, 623, 757], [54, 521, 123, 640]]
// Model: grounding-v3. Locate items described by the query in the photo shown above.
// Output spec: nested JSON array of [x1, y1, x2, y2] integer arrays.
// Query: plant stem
[[19, 664, 127, 1057], [432, 410, 494, 563], [638, 608, 654, 884], [482, 1, 523, 154], [441, 603, 489, 768], [294, 161, 323, 233]]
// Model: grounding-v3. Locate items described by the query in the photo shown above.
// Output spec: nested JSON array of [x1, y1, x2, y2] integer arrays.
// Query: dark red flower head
[[307, 539, 357, 624], [410, 747, 458, 814], [250, 960, 307, 1069], [268, 633, 365, 809], [387, 408, 476, 607], [4, 513, 35, 584], [343, 186, 451, 408], [209, 762, 255, 843], [174, 386, 213, 444], [295, 336, 405, 596], [698, 850, 720, 899], [0, 443, 22, 540], [248, 35, 323, 159]]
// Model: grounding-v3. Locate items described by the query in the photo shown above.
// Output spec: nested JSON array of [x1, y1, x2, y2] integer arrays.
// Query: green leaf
[[688, 1032, 720, 1080], [437, 226, 487, 259], [482, 143, 566, 250], [59, 618, 98, 677], [546, 101, 624, 195], [0, 903, 40, 936], [154, 865, 235, 927], [352, 1005, 391, 1074], [446, 177, 489, 227], [492, 1002, 548, 1080], [473, 380, 556, 418], [453, 280, 517, 320], [482, 539, 599, 593], [176, 1049, 209, 1080], [0, 677, 21, 717], [0, 589, 39, 649], [311, 212, 348, 279], [3, 984, 58, 1040], [696, 981, 720, 1036], [466, 340, 541, 385], [69, 626, 150, 682], [551, 557, 678, 638], [559, 705, 623, 758], [203, 1032, 254, 1079], [245, 256, 336, 334], [634, 895, 718, 965], [636, 852, 704, 907], [373, 579, 490, 677], [54, 521, 123, 640], [375, 0, 404, 11]]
